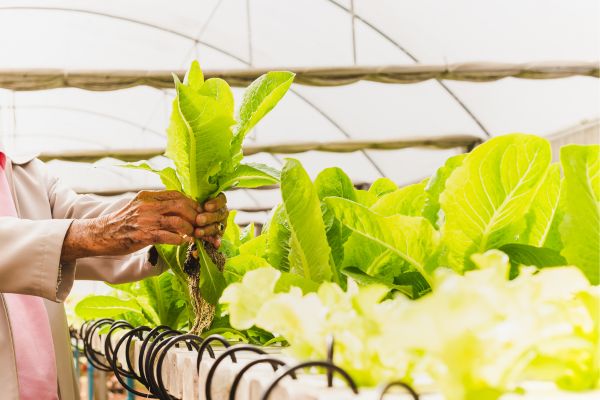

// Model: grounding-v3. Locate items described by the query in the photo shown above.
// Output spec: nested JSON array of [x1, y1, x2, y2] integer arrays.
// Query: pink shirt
[[0, 152, 59, 400]]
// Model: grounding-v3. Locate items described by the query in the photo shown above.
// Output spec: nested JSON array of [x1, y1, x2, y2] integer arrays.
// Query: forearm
[[60, 218, 106, 263]]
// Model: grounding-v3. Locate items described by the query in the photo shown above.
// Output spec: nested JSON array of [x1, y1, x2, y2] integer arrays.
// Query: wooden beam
[[0, 62, 597, 91], [76, 180, 374, 197], [38, 134, 482, 162]]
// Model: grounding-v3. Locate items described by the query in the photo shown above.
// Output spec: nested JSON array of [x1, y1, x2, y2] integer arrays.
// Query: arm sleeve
[[0, 216, 74, 301], [43, 162, 168, 291], [0, 159, 166, 302]]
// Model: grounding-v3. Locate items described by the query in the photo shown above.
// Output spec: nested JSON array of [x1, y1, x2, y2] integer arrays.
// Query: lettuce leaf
[[229, 71, 295, 167], [281, 159, 333, 282], [368, 177, 398, 197], [168, 70, 235, 201], [440, 134, 551, 270], [122, 163, 182, 192], [75, 295, 143, 320], [559, 144, 600, 284], [341, 266, 413, 297], [265, 204, 292, 271], [315, 167, 355, 273], [217, 163, 280, 192], [371, 181, 428, 217], [326, 197, 439, 285], [522, 163, 562, 249], [423, 153, 466, 228]]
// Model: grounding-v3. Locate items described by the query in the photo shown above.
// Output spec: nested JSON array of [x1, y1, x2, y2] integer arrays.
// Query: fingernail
[[197, 216, 206, 224]]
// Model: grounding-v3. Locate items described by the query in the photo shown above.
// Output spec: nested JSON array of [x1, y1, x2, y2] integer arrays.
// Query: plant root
[[184, 241, 226, 334]]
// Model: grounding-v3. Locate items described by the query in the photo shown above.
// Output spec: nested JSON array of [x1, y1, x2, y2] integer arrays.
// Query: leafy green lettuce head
[[129, 61, 294, 204]]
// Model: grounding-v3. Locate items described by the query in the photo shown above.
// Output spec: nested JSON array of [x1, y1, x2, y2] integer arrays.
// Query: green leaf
[[342, 266, 412, 298], [220, 267, 282, 330], [240, 223, 255, 244], [218, 163, 280, 192], [354, 189, 378, 207], [169, 74, 235, 201], [223, 255, 317, 294], [155, 244, 188, 282], [223, 254, 271, 284], [222, 210, 241, 247], [231, 71, 295, 163], [522, 163, 562, 249], [265, 204, 292, 271], [122, 163, 182, 192], [281, 159, 333, 282], [315, 167, 356, 271], [440, 134, 552, 270], [197, 244, 227, 305], [499, 243, 567, 278], [368, 177, 398, 197], [326, 197, 439, 285], [274, 272, 319, 294], [75, 296, 144, 320], [183, 60, 204, 90], [423, 153, 466, 228], [239, 234, 267, 257], [314, 167, 357, 201], [198, 78, 234, 116], [559, 144, 600, 284], [393, 271, 431, 298], [343, 234, 401, 278], [141, 272, 189, 329], [371, 181, 428, 217]]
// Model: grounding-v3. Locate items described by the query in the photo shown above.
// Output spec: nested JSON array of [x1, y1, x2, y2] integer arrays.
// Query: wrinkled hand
[[196, 193, 228, 248], [61, 191, 228, 262]]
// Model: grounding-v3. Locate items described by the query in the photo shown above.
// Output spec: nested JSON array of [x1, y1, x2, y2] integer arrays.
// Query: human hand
[[61, 190, 200, 262], [194, 193, 228, 248]]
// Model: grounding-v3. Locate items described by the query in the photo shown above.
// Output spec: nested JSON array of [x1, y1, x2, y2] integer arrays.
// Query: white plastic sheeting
[[0, 0, 598, 216]]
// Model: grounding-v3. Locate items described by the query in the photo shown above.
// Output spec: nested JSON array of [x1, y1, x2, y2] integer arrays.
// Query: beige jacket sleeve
[[0, 159, 166, 302], [45, 161, 168, 291], [0, 216, 74, 302]]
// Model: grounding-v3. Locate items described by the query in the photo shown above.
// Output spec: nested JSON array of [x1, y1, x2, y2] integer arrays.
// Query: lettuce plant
[[222, 136, 599, 304], [128, 61, 294, 333], [75, 271, 189, 330], [220, 252, 599, 398]]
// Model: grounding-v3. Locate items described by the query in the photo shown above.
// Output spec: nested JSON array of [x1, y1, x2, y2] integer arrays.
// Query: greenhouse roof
[[0, 0, 598, 221]]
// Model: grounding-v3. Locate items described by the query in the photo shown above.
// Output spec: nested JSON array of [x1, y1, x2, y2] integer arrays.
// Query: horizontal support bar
[[38, 134, 482, 162], [0, 62, 597, 91], [76, 182, 372, 197]]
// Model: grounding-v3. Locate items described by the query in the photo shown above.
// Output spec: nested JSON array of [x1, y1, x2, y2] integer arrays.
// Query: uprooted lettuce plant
[[158, 61, 293, 333], [102, 61, 294, 333]]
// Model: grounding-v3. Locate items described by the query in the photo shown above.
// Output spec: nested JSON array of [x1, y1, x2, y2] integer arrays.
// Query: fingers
[[194, 222, 224, 238], [159, 215, 194, 237], [153, 230, 189, 246], [204, 236, 222, 248], [203, 193, 227, 212], [138, 190, 200, 224], [134, 190, 228, 247], [196, 208, 228, 227], [160, 199, 199, 224]]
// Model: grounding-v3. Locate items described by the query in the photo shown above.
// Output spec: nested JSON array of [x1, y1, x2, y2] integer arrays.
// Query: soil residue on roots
[[184, 240, 226, 334]]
